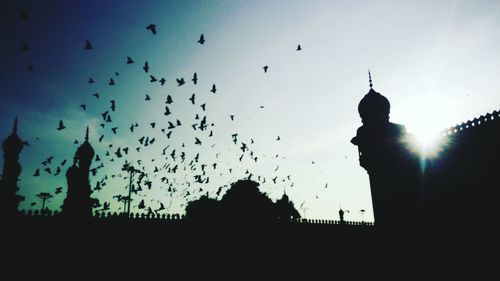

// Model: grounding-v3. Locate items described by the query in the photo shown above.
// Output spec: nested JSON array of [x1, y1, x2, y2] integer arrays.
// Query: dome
[[358, 88, 390, 124], [76, 141, 94, 162], [76, 127, 94, 163]]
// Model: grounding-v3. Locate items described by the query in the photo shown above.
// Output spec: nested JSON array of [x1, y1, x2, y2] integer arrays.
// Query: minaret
[[351, 72, 421, 228], [61, 127, 94, 220], [0, 117, 25, 219]]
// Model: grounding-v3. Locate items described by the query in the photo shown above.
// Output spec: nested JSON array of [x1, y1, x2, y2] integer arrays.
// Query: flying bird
[[88, 78, 94, 83], [159, 78, 166, 85], [176, 78, 185, 86], [111, 127, 118, 134], [149, 75, 157, 82], [194, 137, 202, 145], [200, 103, 206, 111], [33, 169, 40, 177], [197, 34, 205, 44], [109, 78, 115, 85], [263, 65, 268, 73], [210, 84, 216, 94], [84, 40, 92, 50], [110, 100, 116, 111], [189, 94, 195, 104], [192, 72, 198, 84], [145, 94, 150, 100], [20, 43, 30, 51], [126, 56, 134, 64], [296, 44, 302, 51], [146, 24, 157, 35], [57, 120, 66, 131], [20, 9, 29, 21], [166, 95, 173, 104], [143, 61, 149, 73], [80, 104, 86, 110], [92, 93, 99, 98]]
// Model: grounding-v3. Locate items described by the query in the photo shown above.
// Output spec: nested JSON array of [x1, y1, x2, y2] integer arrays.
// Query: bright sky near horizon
[[1, 0, 500, 222]]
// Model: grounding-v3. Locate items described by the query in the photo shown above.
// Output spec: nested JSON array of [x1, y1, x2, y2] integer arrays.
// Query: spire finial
[[85, 126, 89, 142], [368, 69, 373, 89], [13, 117, 18, 133]]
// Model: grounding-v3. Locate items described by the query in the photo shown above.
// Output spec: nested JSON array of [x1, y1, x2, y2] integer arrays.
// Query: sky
[[1, 0, 500, 222]]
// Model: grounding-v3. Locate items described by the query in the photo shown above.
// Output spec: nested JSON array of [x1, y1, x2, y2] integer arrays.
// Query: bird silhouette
[[88, 78, 94, 83], [189, 94, 195, 104], [192, 72, 198, 84], [55, 187, 63, 194], [57, 120, 66, 131], [166, 95, 173, 104], [150, 122, 156, 128], [110, 100, 116, 111], [126, 56, 134, 64], [145, 94, 150, 101], [276, 136, 281, 141], [159, 78, 166, 85], [263, 65, 269, 73], [296, 44, 302, 51], [111, 127, 118, 134], [146, 24, 157, 35], [84, 40, 92, 50], [93, 93, 99, 98], [143, 61, 149, 73], [176, 78, 185, 86], [20, 43, 30, 51], [200, 103, 206, 111], [164, 106, 171, 116], [230, 115, 234, 121], [194, 137, 202, 145], [150, 75, 157, 82], [210, 84, 216, 93], [197, 34, 205, 44], [80, 104, 86, 110], [33, 169, 40, 177], [99, 135, 104, 142], [109, 78, 115, 85], [20, 9, 29, 21]]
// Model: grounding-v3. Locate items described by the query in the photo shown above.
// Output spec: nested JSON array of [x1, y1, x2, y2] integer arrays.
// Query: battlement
[[12, 209, 373, 227], [440, 109, 500, 137]]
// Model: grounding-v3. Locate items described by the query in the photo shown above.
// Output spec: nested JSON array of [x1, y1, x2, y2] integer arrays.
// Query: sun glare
[[406, 127, 448, 159]]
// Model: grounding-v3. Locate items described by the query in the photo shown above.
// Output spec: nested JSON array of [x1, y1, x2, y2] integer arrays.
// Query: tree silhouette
[[36, 192, 52, 213]]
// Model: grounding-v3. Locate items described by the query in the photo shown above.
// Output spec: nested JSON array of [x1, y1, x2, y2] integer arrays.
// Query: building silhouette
[[352, 72, 500, 228], [351, 73, 422, 228], [0, 118, 25, 220]]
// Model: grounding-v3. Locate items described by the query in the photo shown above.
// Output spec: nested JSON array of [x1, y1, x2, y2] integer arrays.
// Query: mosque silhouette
[[1, 76, 499, 280]]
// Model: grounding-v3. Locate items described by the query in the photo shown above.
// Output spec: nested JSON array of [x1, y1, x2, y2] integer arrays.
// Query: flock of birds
[[14, 7, 332, 218]]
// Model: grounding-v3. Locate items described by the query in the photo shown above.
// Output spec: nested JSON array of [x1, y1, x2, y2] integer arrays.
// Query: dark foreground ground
[[2, 220, 498, 281]]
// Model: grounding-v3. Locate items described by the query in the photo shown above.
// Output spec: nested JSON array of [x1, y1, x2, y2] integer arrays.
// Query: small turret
[[2, 117, 23, 157]]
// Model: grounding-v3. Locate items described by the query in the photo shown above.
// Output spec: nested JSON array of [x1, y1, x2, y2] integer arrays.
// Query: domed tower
[[76, 127, 94, 174], [61, 127, 94, 220], [0, 117, 25, 219], [351, 72, 422, 228], [275, 189, 300, 221]]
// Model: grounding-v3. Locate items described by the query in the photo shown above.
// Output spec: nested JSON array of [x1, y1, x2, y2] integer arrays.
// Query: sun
[[405, 126, 448, 159]]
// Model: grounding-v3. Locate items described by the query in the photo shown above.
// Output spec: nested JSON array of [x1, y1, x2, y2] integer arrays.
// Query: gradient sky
[[1, 0, 500, 222]]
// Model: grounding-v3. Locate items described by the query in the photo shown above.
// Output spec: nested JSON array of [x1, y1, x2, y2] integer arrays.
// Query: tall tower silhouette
[[61, 127, 94, 220], [351, 72, 422, 228], [0, 118, 25, 219]]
